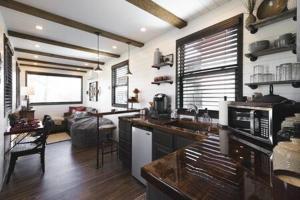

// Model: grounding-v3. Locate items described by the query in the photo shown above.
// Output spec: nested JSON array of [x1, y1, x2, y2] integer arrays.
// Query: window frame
[[175, 14, 243, 118], [111, 60, 129, 108], [25, 71, 83, 106], [16, 62, 21, 108], [3, 34, 14, 116]]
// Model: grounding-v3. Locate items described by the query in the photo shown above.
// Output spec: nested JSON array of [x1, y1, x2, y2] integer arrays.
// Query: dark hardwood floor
[[0, 141, 145, 200]]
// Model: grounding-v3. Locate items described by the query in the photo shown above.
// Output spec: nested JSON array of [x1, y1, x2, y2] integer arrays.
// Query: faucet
[[187, 104, 199, 122]]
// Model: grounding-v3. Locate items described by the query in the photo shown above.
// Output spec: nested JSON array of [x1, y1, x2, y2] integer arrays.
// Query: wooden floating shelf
[[151, 80, 173, 85], [245, 45, 296, 61], [245, 80, 300, 89], [247, 8, 297, 34], [152, 62, 173, 69]]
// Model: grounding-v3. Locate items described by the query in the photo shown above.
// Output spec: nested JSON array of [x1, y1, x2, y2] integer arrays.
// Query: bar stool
[[97, 124, 118, 168]]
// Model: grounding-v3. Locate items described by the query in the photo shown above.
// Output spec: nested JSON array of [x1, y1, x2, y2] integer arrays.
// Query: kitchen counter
[[131, 116, 218, 141], [141, 129, 273, 200]]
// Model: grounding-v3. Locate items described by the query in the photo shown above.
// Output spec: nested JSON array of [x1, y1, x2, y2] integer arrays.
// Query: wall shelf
[[152, 62, 173, 69], [151, 80, 173, 85], [245, 45, 296, 61], [247, 8, 297, 34], [245, 80, 300, 89]]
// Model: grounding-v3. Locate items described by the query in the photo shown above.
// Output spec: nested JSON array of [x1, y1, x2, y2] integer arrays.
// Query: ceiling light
[[140, 27, 147, 32], [34, 55, 39, 59], [84, 63, 89, 66], [35, 44, 40, 48], [94, 32, 103, 72], [77, 68, 80, 70], [112, 45, 117, 49], [35, 25, 43, 30], [34, 63, 37, 65]]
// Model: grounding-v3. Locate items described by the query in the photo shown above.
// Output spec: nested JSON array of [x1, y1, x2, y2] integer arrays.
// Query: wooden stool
[[97, 124, 118, 169]]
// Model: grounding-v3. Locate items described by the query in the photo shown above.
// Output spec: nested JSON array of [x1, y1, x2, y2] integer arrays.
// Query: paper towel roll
[[219, 100, 229, 126]]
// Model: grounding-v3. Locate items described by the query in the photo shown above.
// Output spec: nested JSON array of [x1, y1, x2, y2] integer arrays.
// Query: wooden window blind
[[4, 34, 13, 115], [176, 15, 243, 116], [112, 60, 129, 108]]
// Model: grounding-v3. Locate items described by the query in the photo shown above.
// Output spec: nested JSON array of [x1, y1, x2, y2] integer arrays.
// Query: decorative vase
[[153, 48, 161, 65], [246, 13, 256, 27]]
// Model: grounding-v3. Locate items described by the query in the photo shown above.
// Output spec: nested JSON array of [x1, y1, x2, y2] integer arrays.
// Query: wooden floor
[[0, 141, 145, 200]]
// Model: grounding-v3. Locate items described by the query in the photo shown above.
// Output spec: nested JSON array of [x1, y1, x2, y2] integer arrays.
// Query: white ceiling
[[0, 0, 231, 71]]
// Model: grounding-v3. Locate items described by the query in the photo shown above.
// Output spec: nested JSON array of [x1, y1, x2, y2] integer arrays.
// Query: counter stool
[[97, 124, 118, 169]]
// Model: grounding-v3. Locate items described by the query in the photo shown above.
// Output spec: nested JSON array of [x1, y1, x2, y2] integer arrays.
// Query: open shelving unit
[[245, 45, 296, 61], [151, 80, 173, 85], [245, 80, 300, 89], [247, 8, 297, 34], [152, 62, 173, 69]]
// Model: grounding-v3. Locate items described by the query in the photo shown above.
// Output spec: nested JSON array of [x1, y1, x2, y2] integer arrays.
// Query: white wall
[[0, 12, 17, 188], [20, 66, 87, 119], [87, 0, 299, 113]]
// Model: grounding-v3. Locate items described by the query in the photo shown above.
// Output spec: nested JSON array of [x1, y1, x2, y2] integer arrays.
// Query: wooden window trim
[[111, 60, 129, 108], [25, 71, 83, 105], [176, 14, 244, 118]]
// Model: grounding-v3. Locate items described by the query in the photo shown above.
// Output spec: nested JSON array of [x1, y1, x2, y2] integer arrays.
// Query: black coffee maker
[[151, 93, 171, 119]]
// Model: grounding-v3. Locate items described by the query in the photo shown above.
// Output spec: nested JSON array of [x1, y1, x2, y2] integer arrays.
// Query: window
[[26, 71, 83, 105], [112, 60, 129, 107], [176, 15, 243, 117], [16, 63, 21, 108], [4, 34, 13, 115]]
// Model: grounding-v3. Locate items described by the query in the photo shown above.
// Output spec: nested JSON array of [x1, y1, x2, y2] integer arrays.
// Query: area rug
[[134, 193, 146, 200], [47, 132, 71, 144]]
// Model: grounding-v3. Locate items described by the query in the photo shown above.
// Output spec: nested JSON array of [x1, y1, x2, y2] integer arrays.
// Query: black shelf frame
[[245, 80, 300, 89], [245, 45, 296, 61], [152, 62, 173, 69], [151, 80, 173, 85], [247, 8, 297, 34]]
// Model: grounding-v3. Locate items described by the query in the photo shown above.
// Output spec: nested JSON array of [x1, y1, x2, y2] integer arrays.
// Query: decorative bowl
[[257, 0, 288, 20]]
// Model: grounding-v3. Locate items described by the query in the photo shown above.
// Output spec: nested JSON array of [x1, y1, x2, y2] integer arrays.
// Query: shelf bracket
[[249, 55, 257, 62], [248, 84, 258, 89]]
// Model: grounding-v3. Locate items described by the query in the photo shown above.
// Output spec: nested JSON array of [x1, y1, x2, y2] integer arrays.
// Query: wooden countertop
[[141, 132, 273, 200]]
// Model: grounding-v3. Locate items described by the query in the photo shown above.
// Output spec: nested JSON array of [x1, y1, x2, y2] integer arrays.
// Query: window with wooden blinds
[[112, 60, 129, 108], [4, 34, 14, 116], [176, 15, 243, 116]]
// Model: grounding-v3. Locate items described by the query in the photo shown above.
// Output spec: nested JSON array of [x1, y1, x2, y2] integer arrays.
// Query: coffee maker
[[151, 93, 171, 119]]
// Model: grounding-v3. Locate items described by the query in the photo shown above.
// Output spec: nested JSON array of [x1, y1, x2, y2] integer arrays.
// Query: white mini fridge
[[132, 126, 152, 185]]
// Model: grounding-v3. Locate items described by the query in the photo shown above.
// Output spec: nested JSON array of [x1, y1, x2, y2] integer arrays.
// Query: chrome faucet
[[187, 104, 199, 122]]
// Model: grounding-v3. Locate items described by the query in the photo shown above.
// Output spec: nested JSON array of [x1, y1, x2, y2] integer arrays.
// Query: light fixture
[[112, 45, 117, 49], [94, 32, 103, 72], [34, 63, 37, 65], [34, 55, 39, 59], [35, 44, 40, 48], [140, 27, 147, 32], [77, 68, 80, 70], [84, 63, 89, 66], [126, 43, 132, 77], [35, 25, 43, 30]]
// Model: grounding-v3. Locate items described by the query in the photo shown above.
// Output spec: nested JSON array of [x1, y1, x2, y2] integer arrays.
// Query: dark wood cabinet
[[173, 135, 193, 150], [118, 118, 132, 169], [152, 129, 194, 160], [152, 129, 173, 160]]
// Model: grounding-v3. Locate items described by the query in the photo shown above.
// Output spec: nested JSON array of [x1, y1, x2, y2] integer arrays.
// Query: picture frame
[[161, 54, 174, 64], [89, 81, 98, 102]]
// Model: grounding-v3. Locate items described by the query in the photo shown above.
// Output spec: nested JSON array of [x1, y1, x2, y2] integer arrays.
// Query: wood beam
[[15, 48, 104, 65], [20, 64, 87, 73], [126, 0, 187, 29], [0, 0, 144, 47], [17, 58, 94, 70], [8, 30, 120, 58]]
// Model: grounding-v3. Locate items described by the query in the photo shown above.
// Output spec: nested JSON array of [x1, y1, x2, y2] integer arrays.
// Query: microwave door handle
[[250, 110, 255, 135]]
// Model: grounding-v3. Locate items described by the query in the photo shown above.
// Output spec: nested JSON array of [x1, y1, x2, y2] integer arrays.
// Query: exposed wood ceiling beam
[[17, 58, 94, 70], [126, 0, 187, 29], [0, 0, 144, 47], [15, 48, 104, 65], [19, 64, 87, 73], [8, 30, 120, 58]]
